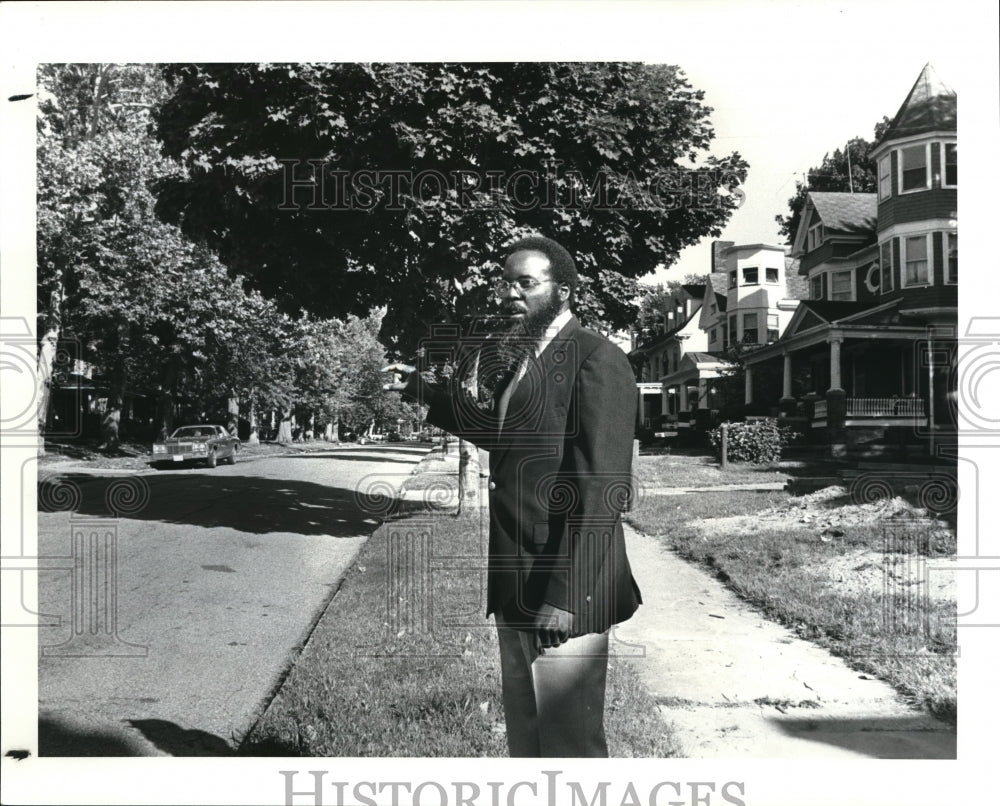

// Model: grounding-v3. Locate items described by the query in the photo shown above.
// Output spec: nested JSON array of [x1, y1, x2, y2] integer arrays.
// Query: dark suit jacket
[[425, 314, 642, 635]]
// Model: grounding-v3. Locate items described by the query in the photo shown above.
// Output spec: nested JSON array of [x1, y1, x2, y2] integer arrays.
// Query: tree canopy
[[775, 117, 891, 244], [153, 63, 749, 348], [37, 63, 412, 443]]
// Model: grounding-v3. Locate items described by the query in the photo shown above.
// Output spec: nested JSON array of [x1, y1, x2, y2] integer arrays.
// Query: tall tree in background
[[37, 64, 403, 449], [775, 117, 891, 244]]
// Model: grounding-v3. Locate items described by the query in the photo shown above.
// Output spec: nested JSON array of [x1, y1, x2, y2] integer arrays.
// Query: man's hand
[[381, 363, 425, 400], [533, 603, 575, 652]]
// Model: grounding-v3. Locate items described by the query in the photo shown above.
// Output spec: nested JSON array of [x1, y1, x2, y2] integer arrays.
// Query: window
[[765, 267, 779, 284], [742, 313, 758, 344], [710, 327, 717, 344], [878, 154, 892, 200], [767, 313, 779, 343], [810, 274, 823, 300], [946, 232, 957, 283], [742, 267, 758, 285], [728, 315, 737, 346], [721, 322, 728, 345], [710, 303, 717, 314], [902, 235, 930, 285], [900, 144, 929, 192], [807, 223, 824, 251], [831, 270, 853, 301], [880, 240, 894, 293], [943, 143, 957, 187], [728, 270, 737, 289]]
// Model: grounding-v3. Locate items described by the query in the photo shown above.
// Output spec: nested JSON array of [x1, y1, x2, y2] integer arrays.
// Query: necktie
[[495, 360, 527, 431]]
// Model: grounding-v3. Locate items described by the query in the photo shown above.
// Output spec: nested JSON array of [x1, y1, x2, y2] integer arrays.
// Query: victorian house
[[741, 63, 957, 455], [631, 241, 806, 432], [631, 283, 707, 430]]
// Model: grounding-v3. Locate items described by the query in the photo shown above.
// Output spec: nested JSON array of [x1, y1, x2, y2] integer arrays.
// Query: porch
[[743, 322, 954, 455], [812, 396, 926, 424]]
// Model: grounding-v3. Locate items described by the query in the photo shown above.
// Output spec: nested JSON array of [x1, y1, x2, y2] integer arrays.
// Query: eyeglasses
[[492, 277, 552, 296]]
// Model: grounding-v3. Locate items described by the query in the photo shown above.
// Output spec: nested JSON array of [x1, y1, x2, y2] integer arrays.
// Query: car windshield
[[171, 427, 214, 438]]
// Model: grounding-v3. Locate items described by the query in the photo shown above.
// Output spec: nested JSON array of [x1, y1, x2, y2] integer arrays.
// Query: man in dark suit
[[384, 235, 641, 757]]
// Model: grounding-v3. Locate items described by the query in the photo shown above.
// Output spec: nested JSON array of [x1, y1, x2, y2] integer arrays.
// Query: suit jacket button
[[585, 595, 592, 603], [488, 481, 496, 491]]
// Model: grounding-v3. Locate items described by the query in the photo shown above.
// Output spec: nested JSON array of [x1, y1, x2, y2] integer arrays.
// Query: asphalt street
[[36, 444, 430, 756]]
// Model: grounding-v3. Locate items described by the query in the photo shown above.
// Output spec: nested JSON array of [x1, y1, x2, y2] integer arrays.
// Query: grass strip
[[243, 504, 680, 756], [633, 454, 789, 489], [627, 490, 957, 723]]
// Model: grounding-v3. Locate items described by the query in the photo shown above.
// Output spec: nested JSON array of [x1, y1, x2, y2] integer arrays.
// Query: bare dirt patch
[[687, 485, 956, 603]]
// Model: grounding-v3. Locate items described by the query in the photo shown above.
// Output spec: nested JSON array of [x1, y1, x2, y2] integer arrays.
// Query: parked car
[[151, 425, 240, 468]]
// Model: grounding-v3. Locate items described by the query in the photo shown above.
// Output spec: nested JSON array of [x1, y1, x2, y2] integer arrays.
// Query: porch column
[[744, 365, 753, 405], [661, 387, 669, 420], [679, 383, 689, 411], [826, 334, 847, 457], [779, 350, 797, 416], [828, 334, 844, 392]]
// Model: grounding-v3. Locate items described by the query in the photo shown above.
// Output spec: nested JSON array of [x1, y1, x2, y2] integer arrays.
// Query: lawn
[[626, 487, 957, 722], [633, 452, 789, 489], [241, 504, 681, 757]]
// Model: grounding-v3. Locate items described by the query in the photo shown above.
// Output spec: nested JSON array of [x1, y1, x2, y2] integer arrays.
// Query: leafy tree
[[153, 62, 746, 498], [37, 64, 308, 444], [154, 62, 748, 347], [634, 281, 686, 343], [775, 117, 891, 244]]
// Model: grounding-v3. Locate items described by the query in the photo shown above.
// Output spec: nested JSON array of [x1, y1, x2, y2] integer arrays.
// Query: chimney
[[711, 240, 735, 274]]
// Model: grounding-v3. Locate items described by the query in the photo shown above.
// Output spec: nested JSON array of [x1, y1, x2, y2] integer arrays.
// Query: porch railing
[[847, 397, 925, 417], [813, 400, 827, 418]]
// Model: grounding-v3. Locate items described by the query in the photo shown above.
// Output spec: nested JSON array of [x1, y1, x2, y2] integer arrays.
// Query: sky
[[636, 4, 971, 286]]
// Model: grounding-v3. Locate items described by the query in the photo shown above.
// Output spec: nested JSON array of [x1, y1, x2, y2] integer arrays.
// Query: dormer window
[[943, 143, 957, 188], [807, 224, 824, 251], [878, 155, 892, 200], [766, 267, 779, 284], [742, 267, 758, 285], [899, 143, 930, 192]]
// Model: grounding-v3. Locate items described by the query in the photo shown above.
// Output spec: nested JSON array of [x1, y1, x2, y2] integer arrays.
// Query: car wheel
[[206, 450, 217, 468], [227, 445, 238, 465]]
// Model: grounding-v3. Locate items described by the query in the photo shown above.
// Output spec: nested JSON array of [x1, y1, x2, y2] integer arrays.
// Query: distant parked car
[[151, 425, 240, 468]]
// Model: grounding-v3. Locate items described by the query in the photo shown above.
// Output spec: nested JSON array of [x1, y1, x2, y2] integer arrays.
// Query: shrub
[[707, 418, 796, 464]]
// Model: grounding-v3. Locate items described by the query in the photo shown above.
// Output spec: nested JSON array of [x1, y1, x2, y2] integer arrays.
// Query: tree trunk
[[330, 412, 340, 442], [455, 438, 480, 515], [154, 361, 177, 440], [245, 396, 260, 445], [277, 409, 293, 443], [227, 393, 239, 436], [36, 270, 65, 456]]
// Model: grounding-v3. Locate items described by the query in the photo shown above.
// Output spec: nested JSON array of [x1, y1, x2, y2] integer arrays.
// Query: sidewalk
[[407, 450, 956, 758], [614, 523, 956, 758]]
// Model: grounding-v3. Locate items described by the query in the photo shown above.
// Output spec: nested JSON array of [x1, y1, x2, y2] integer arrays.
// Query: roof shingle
[[878, 63, 956, 144], [809, 192, 878, 235]]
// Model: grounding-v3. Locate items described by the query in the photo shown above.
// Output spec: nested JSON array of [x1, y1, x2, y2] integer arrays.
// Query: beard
[[495, 287, 565, 370]]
